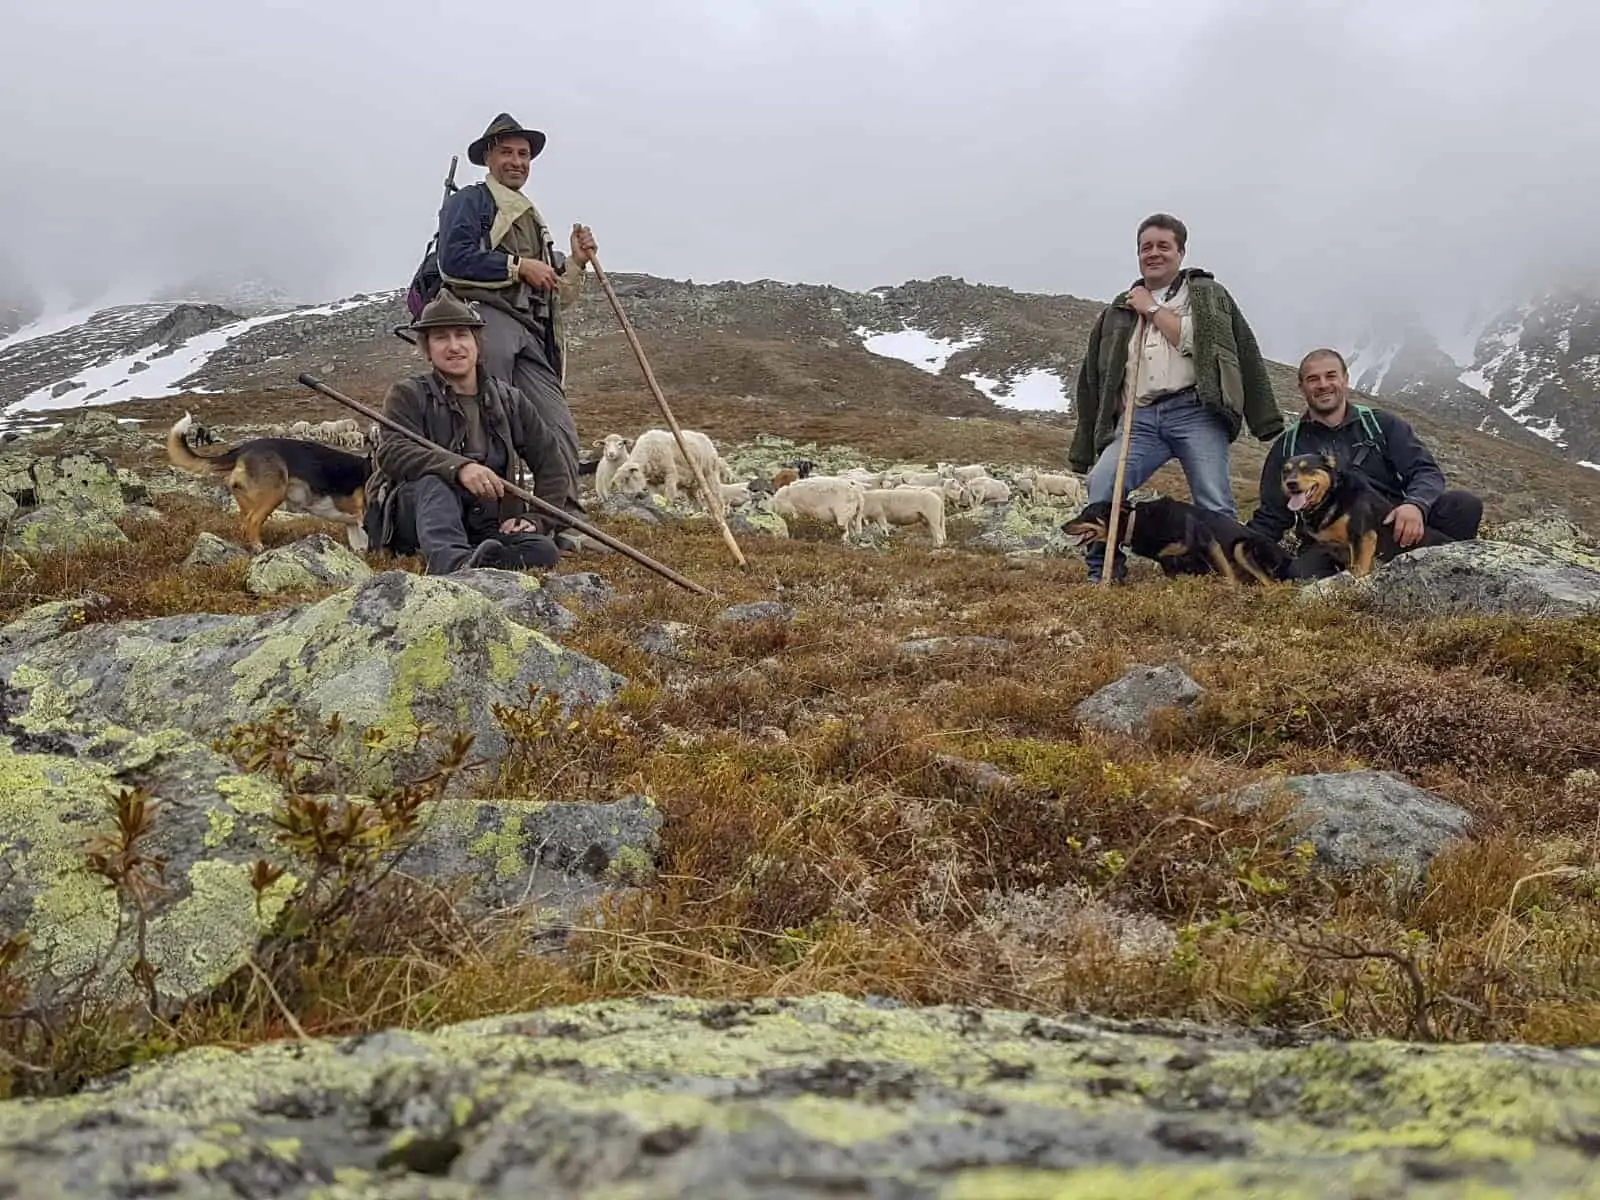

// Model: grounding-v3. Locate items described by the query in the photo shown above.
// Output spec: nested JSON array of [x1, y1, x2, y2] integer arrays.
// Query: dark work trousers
[[1287, 489, 1484, 580], [477, 305, 582, 518], [386, 474, 560, 575]]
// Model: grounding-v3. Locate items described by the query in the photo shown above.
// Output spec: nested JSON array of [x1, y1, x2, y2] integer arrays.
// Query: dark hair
[[1137, 213, 1188, 252], [1297, 348, 1348, 381]]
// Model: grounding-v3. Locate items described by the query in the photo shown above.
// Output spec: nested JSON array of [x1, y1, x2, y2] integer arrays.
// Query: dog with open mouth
[[1280, 451, 1449, 577]]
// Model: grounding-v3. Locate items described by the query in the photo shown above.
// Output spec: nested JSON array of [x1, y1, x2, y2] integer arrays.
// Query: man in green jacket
[[1069, 213, 1285, 582]]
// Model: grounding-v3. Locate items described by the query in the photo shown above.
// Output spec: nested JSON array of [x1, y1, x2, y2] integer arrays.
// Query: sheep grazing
[[718, 481, 754, 507], [960, 476, 1012, 507], [610, 427, 726, 508], [771, 477, 865, 540], [861, 487, 946, 547], [840, 467, 887, 489], [896, 470, 945, 489], [592, 433, 633, 498]]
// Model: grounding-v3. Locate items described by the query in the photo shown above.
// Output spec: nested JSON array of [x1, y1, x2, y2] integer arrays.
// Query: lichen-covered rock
[[10, 498, 129, 555], [1354, 541, 1600, 618], [1219, 770, 1472, 884], [246, 533, 372, 595], [541, 571, 614, 611], [686, 500, 790, 540], [406, 793, 662, 920], [716, 601, 795, 626], [445, 567, 581, 637], [0, 449, 132, 513], [5, 992, 1600, 1197], [1076, 663, 1204, 736], [0, 491, 14, 527], [183, 531, 250, 568], [1488, 514, 1600, 564], [0, 727, 297, 1010], [0, 594, 108, 654], [955, 498, 1078, 557], [0, 571, 624, 791], [638, 621, 697, 658]]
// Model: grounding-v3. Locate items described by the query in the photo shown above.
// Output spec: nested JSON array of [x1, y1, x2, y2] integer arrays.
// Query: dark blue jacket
[[1246, 405, 1448, 543], [437, 182, 568, 286]]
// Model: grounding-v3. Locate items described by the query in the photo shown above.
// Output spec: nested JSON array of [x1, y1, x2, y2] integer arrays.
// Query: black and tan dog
[[1280, 451, 1448, 577], [1062, 496, 1291, 585], [165, 413, 372, 552]]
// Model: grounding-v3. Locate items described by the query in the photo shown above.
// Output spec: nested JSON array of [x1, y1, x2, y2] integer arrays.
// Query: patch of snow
[[0, 306, 101, 355], [1580, 460, 1600, 473], [7, 308, 305, 415], [1349, 339, 1400, 394], [855, 325, 981, 374], [1558, 328, 1573, 354], [963, 368, 1067, 412], [1458, 367, 1491, 397]]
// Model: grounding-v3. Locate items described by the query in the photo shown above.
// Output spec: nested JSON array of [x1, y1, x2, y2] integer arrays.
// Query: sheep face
[[611, 462, 651, 497]]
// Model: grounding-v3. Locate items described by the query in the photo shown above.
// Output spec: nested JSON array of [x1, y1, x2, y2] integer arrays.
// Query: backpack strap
[[1354, 404, 1385, 447], [1280, 419, 1300, 458]]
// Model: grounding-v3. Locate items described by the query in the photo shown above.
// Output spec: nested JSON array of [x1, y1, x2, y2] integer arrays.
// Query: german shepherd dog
[[1062, 496, 1291, 585], [1279, 452, 1449, 578], [165, 413, 372, 552]]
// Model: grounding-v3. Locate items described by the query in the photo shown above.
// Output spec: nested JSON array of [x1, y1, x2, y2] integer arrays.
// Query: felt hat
[[467, 112, 547, 167]]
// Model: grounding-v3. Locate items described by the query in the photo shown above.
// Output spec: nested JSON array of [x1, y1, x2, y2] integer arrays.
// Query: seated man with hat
[[363, 289, 564, 574], [436, 111, 598, 551]]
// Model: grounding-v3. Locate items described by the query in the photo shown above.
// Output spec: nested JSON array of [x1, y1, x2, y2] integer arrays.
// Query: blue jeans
[[1082, 389, 1236, 582]]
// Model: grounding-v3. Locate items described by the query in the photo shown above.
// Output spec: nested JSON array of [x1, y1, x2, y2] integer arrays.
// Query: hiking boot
[[462, 538, 507, 570]]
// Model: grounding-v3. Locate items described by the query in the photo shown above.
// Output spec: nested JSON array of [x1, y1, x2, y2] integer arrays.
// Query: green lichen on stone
[[141, 860, 297, 1004], [214, 773, 282, 817], [468, 812, 527, 883], [4, 994, 1600, 1196], [604, 843, 654, 885], [203, 810, 235, 849]]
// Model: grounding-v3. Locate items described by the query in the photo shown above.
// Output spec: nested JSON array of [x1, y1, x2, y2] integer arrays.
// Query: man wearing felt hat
[[436, 112, 598, 551], [363, 288, 565, 574]]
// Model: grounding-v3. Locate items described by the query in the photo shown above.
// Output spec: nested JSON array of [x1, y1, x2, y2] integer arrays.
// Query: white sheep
[[960, 476, 1012, 507], [896, 470, 946, 489], [937, 462, 990, 482], [718, 481, 754, 507], [288, 420, 313, 437], [861, 487, 947, 546], [592, 433, 633, 499], [840, 467, 887, 489], [610, 427, 726, 509], [771, 477, 865, 540], [1030, 472, 1088, 506]]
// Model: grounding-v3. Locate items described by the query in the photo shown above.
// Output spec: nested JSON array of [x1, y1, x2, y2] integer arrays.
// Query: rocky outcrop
[[124, 303, 242, 353], [183, 531, 250, 568], [0, 571, 624, 791], [1076, 664, 1204, 736], [3, 992, 1598, 1196]]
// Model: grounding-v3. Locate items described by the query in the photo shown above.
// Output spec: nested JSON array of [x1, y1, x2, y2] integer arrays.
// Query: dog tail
[[165, 412, 240, 476]]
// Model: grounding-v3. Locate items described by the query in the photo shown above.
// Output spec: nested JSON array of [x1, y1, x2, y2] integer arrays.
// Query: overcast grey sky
[[3, 0, 1598, 359]]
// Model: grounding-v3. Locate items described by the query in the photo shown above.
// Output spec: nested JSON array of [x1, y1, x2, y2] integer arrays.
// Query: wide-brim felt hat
[[467, 112, 547, 166], [410, 289, 486, 332]]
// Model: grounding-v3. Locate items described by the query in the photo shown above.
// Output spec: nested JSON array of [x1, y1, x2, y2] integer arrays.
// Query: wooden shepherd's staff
[[1099, 313, 1144, 588], [579, 227, 748, 569], [296, 373, 714, 596]]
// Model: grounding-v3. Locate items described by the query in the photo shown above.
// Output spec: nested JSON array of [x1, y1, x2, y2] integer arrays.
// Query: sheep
[[718, 481, 754, 507], [959, 476, 1012, 507], [1025, 471, 1088, 506], [860, 487, 946, 546], [840, 467, 887, 488], [895, 470, 946, 489], [592, 433, 633, 498], [938, 463, 990, 482], [771, 477, 866, 540], [610, 428, 726, 508], [716, 456, 739, 483], [288, 420, 313, 437]]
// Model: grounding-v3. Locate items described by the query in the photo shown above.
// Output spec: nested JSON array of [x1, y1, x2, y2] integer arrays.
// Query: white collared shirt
[[1124, 278, 1197, 407]]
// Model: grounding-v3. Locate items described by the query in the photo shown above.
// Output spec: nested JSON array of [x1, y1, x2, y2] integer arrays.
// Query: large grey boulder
[[1337, 541, 1600, 618], [3, 993, 1598, 1196], [1220, 769, 1471, 884], [0, 570, 624, 791], [1075, 663, 1204, 736], [246, 532, 372, 595]]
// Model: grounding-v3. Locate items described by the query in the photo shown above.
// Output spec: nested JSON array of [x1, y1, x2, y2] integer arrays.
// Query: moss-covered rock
[[3, 993, 1599, 1196], [0, 571, 625, 791], [11, 498, 130, 555], [183, 531, 250, 568], [1352, 540, 1600, 618], [246, 533, 371, 595]]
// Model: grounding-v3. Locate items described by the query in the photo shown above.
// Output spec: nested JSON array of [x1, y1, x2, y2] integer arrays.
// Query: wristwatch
[[1144, 302, 1161, 316]]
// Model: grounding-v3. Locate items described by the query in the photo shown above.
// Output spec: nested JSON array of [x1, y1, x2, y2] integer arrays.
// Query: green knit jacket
[[1068, 269, 1284, 475]]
